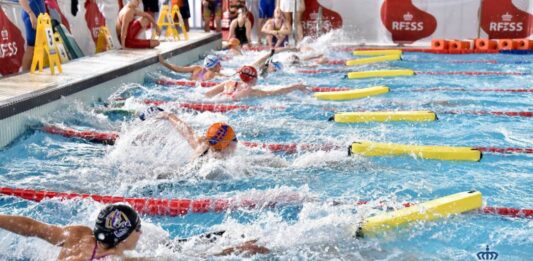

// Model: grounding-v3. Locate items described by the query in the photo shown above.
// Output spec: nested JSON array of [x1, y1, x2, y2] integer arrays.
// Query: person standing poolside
[[205, 65, 308, 101], [229, 7, 252, 46], [158, 54, 225, 81], [141, 0, 159, 20], [0, 204, 142, 260], [202, 0, 222, 32], [277, 0, 305, 44], [20, 0, 46, 71], [172, 0, 190, 31], [257, 0, 275, 45], [116, 0, 160, 49], [262, 8, 290, 48]]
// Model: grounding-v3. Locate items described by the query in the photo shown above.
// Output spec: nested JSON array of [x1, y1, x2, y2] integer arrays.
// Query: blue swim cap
[[204, 55, 221, 69], [139, 106, 164, 121], [271, 61, 283, 71]]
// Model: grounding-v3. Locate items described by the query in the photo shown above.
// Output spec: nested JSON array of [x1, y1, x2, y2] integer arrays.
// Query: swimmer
[[223, 37, 243, 56], [0, 204, 269, 259], [155, 111, 239, 159], [158, 54, 225, 81], [205, 65, 308, 101], [116, 0, 160, 49], [251, 47, 299, 77], [285, 46, 331, 66]]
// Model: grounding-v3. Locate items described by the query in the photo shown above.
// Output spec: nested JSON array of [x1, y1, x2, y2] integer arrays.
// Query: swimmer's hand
[[156, 111, 171, 120], [292, 83, 310, 92], [216, 240, 270, 256]]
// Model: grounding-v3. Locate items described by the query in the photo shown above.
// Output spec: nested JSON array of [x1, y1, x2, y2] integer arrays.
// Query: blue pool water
[[0, 36, 532, 259]]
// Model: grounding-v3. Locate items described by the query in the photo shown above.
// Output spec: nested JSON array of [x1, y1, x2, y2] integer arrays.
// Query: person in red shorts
[[116, 0, 160, 49]]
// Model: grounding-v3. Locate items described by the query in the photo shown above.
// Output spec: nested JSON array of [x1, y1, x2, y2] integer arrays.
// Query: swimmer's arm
[[302, 53, 323, 61], [160, 113, 203, 150], [204, 82, 227, 98], [261, 21, 274, 35], [0, 215, 67, 245], [215, 240, 270, 256], [158, 55, 198, 73], [249, 83, 307, 97], [229, 20, 237, 39], [120, 13, 134, 48]]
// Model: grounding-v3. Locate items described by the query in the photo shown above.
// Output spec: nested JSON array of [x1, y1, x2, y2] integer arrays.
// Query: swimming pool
[[0, 36, 532, 259]]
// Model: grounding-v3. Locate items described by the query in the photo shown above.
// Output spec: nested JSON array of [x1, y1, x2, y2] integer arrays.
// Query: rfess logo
[[391, 12, 423, 31], [380, 0, 437, 43], [489, 12, 523, 32], [477, 245, 498, 260], [0, 28, 18, 58]]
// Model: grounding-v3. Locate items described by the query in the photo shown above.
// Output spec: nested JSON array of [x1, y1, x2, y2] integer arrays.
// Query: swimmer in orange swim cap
[[157, 112, 238, 158], [205, 64, 308, 101], [223, 37, 243, 56]]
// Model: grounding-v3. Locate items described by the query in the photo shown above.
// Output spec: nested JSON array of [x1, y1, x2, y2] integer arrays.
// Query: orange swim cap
[[238, 66, 258, 83], [228, 38, 241, 47], [206, 123, 237, 151]]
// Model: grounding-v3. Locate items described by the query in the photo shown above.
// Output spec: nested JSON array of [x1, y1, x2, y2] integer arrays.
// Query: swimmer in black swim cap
[[94, 204, 141, 248]]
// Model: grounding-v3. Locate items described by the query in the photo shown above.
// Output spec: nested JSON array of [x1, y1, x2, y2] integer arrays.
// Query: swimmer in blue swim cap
[[158, 54, 225, 81]]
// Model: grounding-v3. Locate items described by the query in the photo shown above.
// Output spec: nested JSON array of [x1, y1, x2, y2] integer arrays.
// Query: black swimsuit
[[235, 21, 249, 45]]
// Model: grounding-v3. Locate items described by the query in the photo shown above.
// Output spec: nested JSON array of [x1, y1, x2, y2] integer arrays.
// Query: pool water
[[0, 34, 532, 260]]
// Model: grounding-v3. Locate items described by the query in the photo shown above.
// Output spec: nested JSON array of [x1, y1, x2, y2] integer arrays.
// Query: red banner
[[0, 7, 25, 76], [45, 0, 71, 31], [302, 0, 343, 36], [85, 0, 106, 44], [480, 0, 532, 39], [380, 0, 437, 44]]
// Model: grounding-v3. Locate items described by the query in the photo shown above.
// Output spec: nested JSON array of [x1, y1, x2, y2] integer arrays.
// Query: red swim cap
[[206, 123, 237, 151], [238, 66, 257, 83]]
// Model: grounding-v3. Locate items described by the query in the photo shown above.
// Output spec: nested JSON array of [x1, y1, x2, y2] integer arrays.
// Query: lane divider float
[[330, 111, 437, 123], [345, 54, 401, 66], [1, 187, 531, 220], [348, 141, 482, 161], [314, 86, 389, 101], [352, 49, 403, 56]]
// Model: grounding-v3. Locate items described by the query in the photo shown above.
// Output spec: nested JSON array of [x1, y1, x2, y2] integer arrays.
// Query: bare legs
[[21, 46, 34, 72]]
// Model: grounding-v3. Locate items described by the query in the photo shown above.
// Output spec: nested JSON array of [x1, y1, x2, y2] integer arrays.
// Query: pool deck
[[0, 31, 221, 148]]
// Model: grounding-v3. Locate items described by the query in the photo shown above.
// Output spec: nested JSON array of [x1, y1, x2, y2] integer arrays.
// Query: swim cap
[[271, 61, 283, 71], [94, 204, 140, 248], [204, 55, 221, 69], [228, 38, 240, 47], [238, 66, 258, 83], [206, 123, 237, 151], [139, 106, 164, 121]]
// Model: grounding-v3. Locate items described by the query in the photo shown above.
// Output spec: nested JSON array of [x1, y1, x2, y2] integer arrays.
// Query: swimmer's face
[[268, 63, 277, 73], [214, 63, 222, 72], [274, 9, 283, 19], [289, 55, 300, 65], [120, 224, 142, 250]]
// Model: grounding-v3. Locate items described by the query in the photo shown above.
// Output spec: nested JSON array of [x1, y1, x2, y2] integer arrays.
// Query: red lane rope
[[409, 88, 533, 93], [142, 100, 259, 113], [1, 187, 531, 219], [444, 111, 533, 117], [346, 47, 501, 55], [155, 79, 219, 88], [310, 87, 351, 92], [326, 59, 347, 65], [41, 125, 119, 145], [415, 71, 528, 76], [40, 126, 533, 155]]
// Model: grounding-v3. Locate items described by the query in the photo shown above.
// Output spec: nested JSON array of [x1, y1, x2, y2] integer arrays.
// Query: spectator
[[261, 8, 290, 48], [277, 0, 305, 44], [116, 0, 160, 49], [141, 0, 159, 19], [202, 0, 222, 32], [229, 7, 252, 46], [228, 0, 246, 21], [20, 0, 47, 71], [172, 0, 190, 32], [257, 0, 275, 45]]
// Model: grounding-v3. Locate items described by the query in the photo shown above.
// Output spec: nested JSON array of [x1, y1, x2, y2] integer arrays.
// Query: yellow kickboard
[[314, 86, 389, 101], [349, 141, 482, 161], [355, 191, 482, 237], [334, 111, 436, 123], [353, 49, 403, 56], [348, 69, 414, 79], [346, 54, 401, 66]]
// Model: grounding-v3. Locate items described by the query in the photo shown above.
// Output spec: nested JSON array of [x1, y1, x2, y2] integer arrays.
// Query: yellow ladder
[[170, 5, 188, 40], [157, 5, 179, 40], [31, 13, 62, 75]]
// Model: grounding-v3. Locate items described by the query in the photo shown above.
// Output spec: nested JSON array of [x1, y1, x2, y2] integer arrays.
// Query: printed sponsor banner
[[85, 0, 107, 44], [480, 0, 532, 39], [0, 7, 25, 76], [380, 0, 437, 43], [302, 0, 342, 36]]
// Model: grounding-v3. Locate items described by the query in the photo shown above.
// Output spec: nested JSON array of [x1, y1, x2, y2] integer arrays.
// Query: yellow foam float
[[314, 86, 389, 101], [345, 54, 401, 66], [352, 49, 403, 56], [348, 141, 482, 161], [331, 111, 437, 123], [347, 69, 414, 79], [354, 191, 482, 237]]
